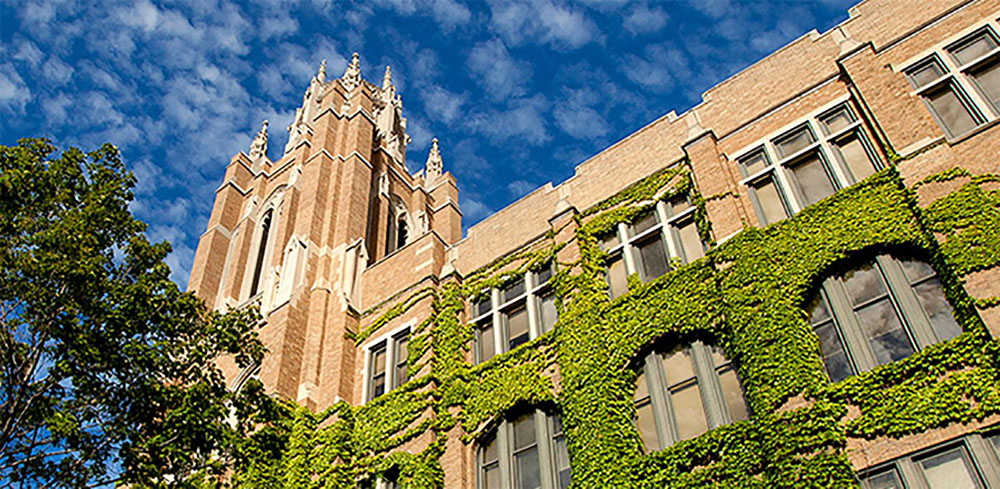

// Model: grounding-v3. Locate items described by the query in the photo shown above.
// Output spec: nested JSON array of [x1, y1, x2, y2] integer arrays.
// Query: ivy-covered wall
[[231, 163, 1000, 488]]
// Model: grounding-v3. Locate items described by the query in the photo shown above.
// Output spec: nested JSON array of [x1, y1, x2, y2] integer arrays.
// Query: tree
[[0, 138, 267, 487]]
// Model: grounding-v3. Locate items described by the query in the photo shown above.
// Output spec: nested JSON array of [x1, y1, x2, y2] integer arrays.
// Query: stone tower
[[187, 54, 462, 409]]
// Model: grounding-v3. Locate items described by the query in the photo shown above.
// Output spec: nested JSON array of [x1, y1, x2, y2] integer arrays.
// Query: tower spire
[[383, 65, 392, 91], [317, 59, 327, 83], [248, 119, 269, 161], [342, 52, 361, 90], [425, 137, 442, 181]]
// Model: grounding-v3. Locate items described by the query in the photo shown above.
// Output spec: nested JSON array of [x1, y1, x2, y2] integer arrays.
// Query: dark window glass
[[908, 58, 947, 88], [636, 235, 669, 282], [750, 175, 789, 225], [774, 126, 816, 158], [511, 414, 540, 489], [396, 218, 408, 250], [600, 232, 621, 251], [807, 293, 855, 382], [668, 196, 691, 217], [927, 83, 979, 137], [506, 305, 530, 350], [842, 261, 914, 366], [481, 435, 500, 489], [629, 211, 659, 237], [393, 333, 409, 388], [789, 153, 836, 206], [819, 106, 856, 135], [865, 469, 904, 489], [535, 264, 553, 285], [503, 278, 526, 303], [949, 31, 998, 66], [478, 320, 495, 363], [249, 211, 273, 297], [370, 344, 387, 399], [475, 296, 492, 317], [551, 416, 571, 489]]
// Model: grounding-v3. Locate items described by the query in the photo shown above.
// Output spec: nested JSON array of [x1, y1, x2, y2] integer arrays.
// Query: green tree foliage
[[0, 139, 267, 487]]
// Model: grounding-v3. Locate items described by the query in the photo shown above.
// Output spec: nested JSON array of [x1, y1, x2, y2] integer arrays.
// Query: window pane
[[629, 211, 659, 237], [373, 348, 387, 374], [856, 298, 914, 366], [789, 153, 836, 206], [660, 347, 696, 386], [483, 465, 500, 489], [672, 382, 709, 440], [950, 32, 998, 66], [506, 305, 530, 350], [394, 335, 409, 388], [842, 261, 887, 306], [607, 255, 628, 299], [475, 297, 492, 317], [600, 232, 621, 251], [372, 374, 385, 398], [913, 278, 962, 341], [820, 106, 855, 135], [555, 436, 571, 489], [478, 322, 495, 363], [990, 433, 1000, 454], [927, 84, 979, 137], [774, 126, 816, 158], [483, 436, 499, 463], [865, 469, 904, 489], [514, 447, 541, 489], [919, 447, 983, 489], [512, 413, 536, 450], [669, 197, 691, 217], [738, 149, 770, 176], [535, 264, 553, 285], [637, 235, 669, 282], [970, 61, 1000, 110], [816, 322, 854, 382], [675, 219, 704, 262], [750, 176, 788, 225], [504, 278, 526, 302], [835, 134, 877, 182], [538, 292, 558, 334], [900, 258, 935, 283], [717, 367, 749, 422], [635, 402, 660, 452], [634, 368, 650, 402], [909, 59, 947, 88]]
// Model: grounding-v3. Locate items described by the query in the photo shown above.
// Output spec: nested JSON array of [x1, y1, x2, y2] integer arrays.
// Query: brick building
[[188, 0, 1000, 487]]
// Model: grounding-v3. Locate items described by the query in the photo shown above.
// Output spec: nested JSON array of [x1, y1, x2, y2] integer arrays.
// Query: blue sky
[[1, 0, 857, 285]]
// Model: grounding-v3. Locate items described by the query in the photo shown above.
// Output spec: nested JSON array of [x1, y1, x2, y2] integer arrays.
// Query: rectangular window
[[916, 446, 984, 488], [749, 175, 790, 225], [949, 28, 1000, 114], [474, 263, 559, 362], [861, 436, 999, 489], [660, 347, 708, 441], [905, 48, 988, 138], [773, 125, 816, 159], [366, 328, 412, 401]]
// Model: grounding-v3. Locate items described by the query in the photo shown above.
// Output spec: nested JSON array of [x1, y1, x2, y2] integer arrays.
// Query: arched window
[[807, 254, 962, 383], [477, 409, 571, 489], [632, 341, 749, 452], [248, 210, 272, 298], [385, 195, 409, 255]]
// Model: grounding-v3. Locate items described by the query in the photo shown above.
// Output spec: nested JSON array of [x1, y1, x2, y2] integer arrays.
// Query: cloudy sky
[[1, 0, 857, 285]]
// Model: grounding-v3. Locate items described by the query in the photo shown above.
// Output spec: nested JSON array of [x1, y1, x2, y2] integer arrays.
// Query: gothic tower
[[187, 54, 462, 409]]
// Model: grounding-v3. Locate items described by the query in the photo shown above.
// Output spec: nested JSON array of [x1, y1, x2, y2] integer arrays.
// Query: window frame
[[901, 20, 1000, 140], [473, 263, 558, 364], [476, 409, 570, 489], [363, 326, 412, 402], [632, 340, 750, 451], [858, 433, 1000, 489], [808, 255, 963, 383], [600, 198, 705, 298], [732, 98, 882, 227]]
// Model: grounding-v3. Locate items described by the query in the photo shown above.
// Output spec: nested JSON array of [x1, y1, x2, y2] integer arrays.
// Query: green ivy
[[232, 165, 1000, 488]]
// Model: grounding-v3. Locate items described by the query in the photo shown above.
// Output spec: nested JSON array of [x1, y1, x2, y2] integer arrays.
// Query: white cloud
[[0, 64, 31, 113], [421, 84, 466, 124], [466, 95, 549, 145], [459, 196, 492, 227], [41, 92, 72, 124], [488, 0, 599, 49], [373, 0, 471, 30], [41, 56, 74, 85], [623, 5, 668, 35], [467, 39, 532, 101], [114, 0, 161, 32], [507, 179, 537, 199], [622, 44, 677, 93], [554, 103, 608, 140], [11, 39, 44, 66]]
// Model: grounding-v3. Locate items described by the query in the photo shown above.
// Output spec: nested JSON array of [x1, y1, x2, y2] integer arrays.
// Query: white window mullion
[[619, 223, 638, 275], [491, 288, 504, 355], [525, 272, 540, 340]]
